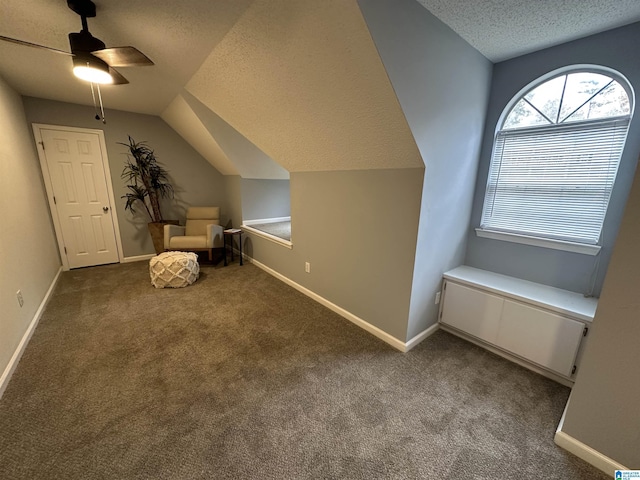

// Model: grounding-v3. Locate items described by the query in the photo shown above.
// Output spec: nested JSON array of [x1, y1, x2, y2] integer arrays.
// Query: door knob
[[103, 206, 109, 212]]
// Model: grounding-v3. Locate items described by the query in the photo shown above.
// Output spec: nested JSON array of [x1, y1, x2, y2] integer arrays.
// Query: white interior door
[[38, 127, 119, 269]]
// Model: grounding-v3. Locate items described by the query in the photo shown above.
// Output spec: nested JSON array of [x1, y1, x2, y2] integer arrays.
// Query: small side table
[[223, 229, 243, 266]]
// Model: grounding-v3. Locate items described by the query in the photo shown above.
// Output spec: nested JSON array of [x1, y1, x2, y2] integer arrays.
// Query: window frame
[[476, 65, 635, 255]]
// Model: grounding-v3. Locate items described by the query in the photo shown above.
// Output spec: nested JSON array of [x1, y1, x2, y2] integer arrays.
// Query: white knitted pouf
[[149, 251, 199, 288]]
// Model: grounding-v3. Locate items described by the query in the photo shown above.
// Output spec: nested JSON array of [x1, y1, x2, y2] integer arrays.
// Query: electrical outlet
[[16, 290, 24, 308], [305, 262, 311, 273], [435, 292, 441, 305]]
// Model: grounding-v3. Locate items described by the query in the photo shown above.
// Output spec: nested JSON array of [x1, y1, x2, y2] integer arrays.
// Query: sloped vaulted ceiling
[[161, 91, 289, 179], [181, 91, 289, 180], [161, 94, 238, 175], [186, 0, 423, 172]]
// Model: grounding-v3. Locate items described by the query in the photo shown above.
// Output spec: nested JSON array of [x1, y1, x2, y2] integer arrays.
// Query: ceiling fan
[[0, 0, 154, 86]]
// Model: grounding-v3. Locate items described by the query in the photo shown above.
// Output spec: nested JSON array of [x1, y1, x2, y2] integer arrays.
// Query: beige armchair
[[164, 207, 224, 261]]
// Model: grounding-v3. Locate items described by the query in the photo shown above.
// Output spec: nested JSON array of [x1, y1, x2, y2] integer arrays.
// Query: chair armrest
[[207, 224, 224, 248], [164, 224, 186, 249]]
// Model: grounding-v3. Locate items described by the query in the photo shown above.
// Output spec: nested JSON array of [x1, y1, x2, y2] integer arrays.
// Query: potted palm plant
[[120, 136, 177, 254]]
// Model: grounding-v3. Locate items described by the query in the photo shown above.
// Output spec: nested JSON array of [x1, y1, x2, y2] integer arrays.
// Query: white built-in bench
[[439, 266, 598, 386]]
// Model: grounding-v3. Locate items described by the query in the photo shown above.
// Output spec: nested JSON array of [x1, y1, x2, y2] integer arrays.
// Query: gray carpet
[[0, 261, 607, 479], [248, 221, 291, 241]]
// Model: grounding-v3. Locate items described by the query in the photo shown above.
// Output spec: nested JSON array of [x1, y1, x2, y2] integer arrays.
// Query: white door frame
[[33, 123, 124, 271]]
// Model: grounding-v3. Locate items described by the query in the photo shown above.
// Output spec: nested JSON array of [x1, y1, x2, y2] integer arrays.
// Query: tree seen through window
[[503, 72, 630, 129]]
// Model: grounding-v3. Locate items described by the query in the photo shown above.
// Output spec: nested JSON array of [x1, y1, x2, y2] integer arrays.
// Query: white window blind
[[481, 117, 629, 245]]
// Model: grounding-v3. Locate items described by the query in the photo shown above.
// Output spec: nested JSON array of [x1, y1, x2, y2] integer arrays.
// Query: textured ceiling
[[3, 1, 640, 115], [3, 0, 640, 177], [0, 0, 252, 114], [179, 92, 289, 180], [161, 90, 289, 180], [186, 0, 423, 172], [160, 95, 238, 176], [417, 0, 640, 61]]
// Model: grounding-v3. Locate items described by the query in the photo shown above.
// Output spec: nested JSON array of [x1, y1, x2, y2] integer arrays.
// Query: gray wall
[[241, 179, 291, 221], [358, 0, 492, 339], [0, 77, 60, 386], [243, 169, 423, 342], [224, 175, 244, 230], [561, 156, 640, 468], [22, 97, 229, 257], [465, 22, 640, 296]]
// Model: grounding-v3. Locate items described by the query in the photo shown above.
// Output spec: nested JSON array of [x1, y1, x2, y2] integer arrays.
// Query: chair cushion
[[186, 219, 217, 236], [187, 206, 220, 220], [185, 207, 220, 236], [169, 235, 208, 248], [149, 251, 199, 288], [185, 207, 220, 235]]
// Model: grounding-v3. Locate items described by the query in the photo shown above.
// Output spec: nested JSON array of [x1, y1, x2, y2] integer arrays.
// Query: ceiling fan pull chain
[[90, 82, 100, 120], [97, 84, 106, 124]]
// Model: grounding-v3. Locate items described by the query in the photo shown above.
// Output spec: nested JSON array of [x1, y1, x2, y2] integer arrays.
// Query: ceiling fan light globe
[[73, 65, 113, 84], [72, 54, 113, 84]]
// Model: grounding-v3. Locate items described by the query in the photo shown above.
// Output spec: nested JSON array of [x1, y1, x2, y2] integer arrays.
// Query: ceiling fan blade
[[108, 67, 129, 85], [0, 35, 72, 56], [92, 47, 154, 67]]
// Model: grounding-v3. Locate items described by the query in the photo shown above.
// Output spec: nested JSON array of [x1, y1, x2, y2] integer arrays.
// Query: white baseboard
[[0, 267, 63, 399], [246, 256, 437, 352], [554, 431, 628, 475], [121, 253, 156, 263], [554, 400, 628, 475], [405, 323, 440, 351]]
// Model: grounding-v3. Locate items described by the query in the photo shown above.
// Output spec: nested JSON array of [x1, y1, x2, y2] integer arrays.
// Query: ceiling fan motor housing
[[0, 0, 146, 87], [67, 0, 96, 18], [69, 31, 112, 84], [69, 31, 105, 54]]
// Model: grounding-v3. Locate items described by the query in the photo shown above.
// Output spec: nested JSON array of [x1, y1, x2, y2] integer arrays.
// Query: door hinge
[[64, 246, 67, 254], [39, 141, 45, 150], [572, 365, 577, 375], [53, 195, 57, 204], [583, 327, 589, 337]]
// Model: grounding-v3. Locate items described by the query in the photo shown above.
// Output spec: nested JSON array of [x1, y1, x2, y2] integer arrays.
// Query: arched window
[[479, 67, 634, 254]]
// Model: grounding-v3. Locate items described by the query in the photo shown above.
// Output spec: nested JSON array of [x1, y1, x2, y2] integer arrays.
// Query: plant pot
[[148, 220, 179, 254]]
